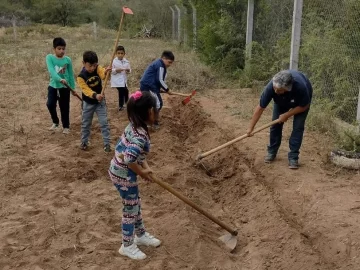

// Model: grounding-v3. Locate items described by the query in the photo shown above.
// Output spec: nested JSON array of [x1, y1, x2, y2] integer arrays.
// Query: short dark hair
[[127, 91, 156, 136], [161, 50, 175, 61], [116, 45, 125, 53], [53, 37, 66, 48], [83, 51, 98, 64]]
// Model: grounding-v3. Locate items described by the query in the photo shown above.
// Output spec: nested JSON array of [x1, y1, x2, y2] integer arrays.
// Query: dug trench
[[142, 97, 333, 270], [0, 93, 333, 270]]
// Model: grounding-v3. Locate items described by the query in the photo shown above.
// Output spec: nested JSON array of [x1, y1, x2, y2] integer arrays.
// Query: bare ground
[[1, 80, 360, 270]]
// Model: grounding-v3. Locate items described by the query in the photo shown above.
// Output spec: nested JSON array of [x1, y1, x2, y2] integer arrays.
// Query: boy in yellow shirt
[[77, 51, 112, 152]]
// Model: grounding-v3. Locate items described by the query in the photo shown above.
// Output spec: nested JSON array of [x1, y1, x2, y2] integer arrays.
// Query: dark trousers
[[268, 104, 309, 161], [116, 86, 129, 108], [46, 86, 70, 128]]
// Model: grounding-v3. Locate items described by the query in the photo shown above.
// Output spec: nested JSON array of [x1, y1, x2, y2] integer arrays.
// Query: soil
[[1, 85, 360, 270]]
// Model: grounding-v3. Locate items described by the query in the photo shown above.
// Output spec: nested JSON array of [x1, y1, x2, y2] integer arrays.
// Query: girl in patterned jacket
[[108, 90, 160, 260]]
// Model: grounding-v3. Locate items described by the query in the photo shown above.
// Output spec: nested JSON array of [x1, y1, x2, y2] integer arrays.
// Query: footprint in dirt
[[60, 246, 85, 258], [79, 170, 98, 183]]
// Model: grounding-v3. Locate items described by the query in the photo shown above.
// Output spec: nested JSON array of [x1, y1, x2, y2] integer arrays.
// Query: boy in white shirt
[[111, 45, 131, 111]]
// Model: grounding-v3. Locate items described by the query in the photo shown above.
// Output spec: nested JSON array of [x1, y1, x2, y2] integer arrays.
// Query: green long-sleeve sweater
[[46, 54, 75, 89]]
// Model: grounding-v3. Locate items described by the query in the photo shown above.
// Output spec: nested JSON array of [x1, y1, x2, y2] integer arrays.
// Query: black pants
[[268, 104, 310, 161], [46, 86, 70, 128], [116, 86, 129, 108]]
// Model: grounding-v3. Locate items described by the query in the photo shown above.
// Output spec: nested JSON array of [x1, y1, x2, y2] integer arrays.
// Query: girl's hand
[[141, 168, 153, 182]]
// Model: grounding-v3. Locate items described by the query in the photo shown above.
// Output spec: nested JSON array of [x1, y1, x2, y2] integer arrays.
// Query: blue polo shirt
[[259, 70, 313, 109]]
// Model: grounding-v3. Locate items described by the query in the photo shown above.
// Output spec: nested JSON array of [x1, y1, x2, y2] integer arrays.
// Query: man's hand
[[96, 94, 104, 101], [60, 79, 67, 85], [246, 127, 254, 137], [167, 90, 172, 95], [278, 113, 290, 123]]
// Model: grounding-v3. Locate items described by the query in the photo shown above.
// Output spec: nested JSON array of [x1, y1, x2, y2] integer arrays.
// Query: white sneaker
[[119, 243, 147, 260], [49, 124, 59, 131], [62, 128, 70, 134], [134, 232, 161, 247]]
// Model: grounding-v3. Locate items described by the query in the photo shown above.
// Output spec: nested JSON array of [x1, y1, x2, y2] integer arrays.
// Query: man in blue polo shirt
[[247, 70, 313, 169]]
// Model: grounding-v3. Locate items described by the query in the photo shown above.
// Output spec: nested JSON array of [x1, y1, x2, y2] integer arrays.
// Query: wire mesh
[[299, 0, 360, 123]]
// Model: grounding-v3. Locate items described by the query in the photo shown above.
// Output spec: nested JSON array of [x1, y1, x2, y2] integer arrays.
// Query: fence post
[[182, 6, 188, 46], [12, 16, 17, 41], [170, 7, 176, 40], [246, 0, 254, 60], [357, 87, 360, 124], [175, 5, 181, 42], [93, 21, 97, 39], [190, 2, 197, 51], [290, 0, 303, 70]]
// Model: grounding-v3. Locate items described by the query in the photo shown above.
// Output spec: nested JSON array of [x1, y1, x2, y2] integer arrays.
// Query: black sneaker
[[80, 142, 88, 151], [119, 107, 124, 111], [264, 154, 276, 163], [104, 144, 111, 153], [289, 159, 299, 169]]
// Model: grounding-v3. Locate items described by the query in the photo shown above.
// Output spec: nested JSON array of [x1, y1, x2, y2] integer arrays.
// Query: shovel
[[197, 119, 281, 161], [101, 6, 134, 96], [148, 174, 238, 251], [181, 90, 197, 105], [169, 90, 197, 105]]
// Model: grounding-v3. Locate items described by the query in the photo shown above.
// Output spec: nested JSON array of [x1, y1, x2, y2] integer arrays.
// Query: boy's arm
[[77, 76, 97, 99], [157, 66, 169, 92], [46, 55, 62, 82], [67, 58, 76, 89], [97, 65, 108, 80]]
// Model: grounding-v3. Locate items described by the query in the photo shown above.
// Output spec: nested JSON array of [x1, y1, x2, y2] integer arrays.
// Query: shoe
[[264, 153, 276, 163], [119, 243, 146, 260], [119, 107, 124, 111], [62, 128, 70, 134], [80, 143, 88, 151], [103, 144, 111, 153], [289, 159, 299, 169], [49, 124, 59, 131], [134, 232, 161, 247]]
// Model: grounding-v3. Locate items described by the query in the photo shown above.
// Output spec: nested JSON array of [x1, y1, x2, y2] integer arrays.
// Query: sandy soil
[[1, 84, 359, 270]]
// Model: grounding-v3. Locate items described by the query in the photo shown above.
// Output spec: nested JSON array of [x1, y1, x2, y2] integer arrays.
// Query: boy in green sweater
[[46, 37, 75, 134]]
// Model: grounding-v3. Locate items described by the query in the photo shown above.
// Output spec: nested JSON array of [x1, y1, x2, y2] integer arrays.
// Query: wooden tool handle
[[64, 82, 82, 101], [149, 174, 237, 235], [101, 12, 125, 96], [170, 92, 191, 97], [197, 119, 281, 160]]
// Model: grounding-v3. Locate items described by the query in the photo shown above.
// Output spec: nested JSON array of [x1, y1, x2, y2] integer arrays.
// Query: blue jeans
[[81, 100, 110, 145], [268, 104, 309, 161]]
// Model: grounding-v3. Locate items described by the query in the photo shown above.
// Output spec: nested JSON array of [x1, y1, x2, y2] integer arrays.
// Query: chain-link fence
[[299, 0, 360, 124], [171, 0, 360, 125], [252, 0, 293, 76]]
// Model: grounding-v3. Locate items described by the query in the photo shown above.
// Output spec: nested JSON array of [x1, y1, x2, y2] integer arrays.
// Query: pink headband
[[130, 91, 142, 100]]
